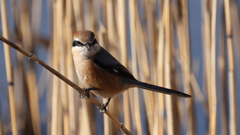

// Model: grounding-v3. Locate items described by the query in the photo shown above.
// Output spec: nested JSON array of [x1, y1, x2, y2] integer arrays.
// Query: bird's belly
[[75, 60, 127, 98]]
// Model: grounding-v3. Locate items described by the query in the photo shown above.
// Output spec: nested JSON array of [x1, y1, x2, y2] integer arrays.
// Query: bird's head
[[72, 30, 98, 51], [72, 30, 100, 59]]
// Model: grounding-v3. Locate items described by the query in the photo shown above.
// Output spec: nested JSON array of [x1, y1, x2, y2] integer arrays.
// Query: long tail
[[126, 79, 191, 98]]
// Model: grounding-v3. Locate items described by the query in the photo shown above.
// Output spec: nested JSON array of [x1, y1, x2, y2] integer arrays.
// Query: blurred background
[[0, 0, 240, 135]]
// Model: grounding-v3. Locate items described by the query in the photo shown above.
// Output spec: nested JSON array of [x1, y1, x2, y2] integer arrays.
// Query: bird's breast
[[73, 59, 127, 98]]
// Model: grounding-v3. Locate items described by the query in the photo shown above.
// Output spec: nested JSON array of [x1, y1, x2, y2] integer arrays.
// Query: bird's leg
[[99, 98, 111, 113], [78, 88, 101, 99]]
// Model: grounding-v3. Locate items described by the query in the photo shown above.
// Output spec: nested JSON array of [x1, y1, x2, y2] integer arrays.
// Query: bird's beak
[[86, 43, 91, 51]]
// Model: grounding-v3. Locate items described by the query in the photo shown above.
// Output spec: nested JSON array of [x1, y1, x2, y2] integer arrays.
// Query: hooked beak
[[86, 43, 91, 51]]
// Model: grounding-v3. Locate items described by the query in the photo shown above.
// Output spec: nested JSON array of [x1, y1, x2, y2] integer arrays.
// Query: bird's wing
[[94, 47, 136, 80]]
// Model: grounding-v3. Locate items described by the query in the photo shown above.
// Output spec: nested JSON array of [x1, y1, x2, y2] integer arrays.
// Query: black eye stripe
[[72, 40, 84, 47], [72, 39, 98, 47]]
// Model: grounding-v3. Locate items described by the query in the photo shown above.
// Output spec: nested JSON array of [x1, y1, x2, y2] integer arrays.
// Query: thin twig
[[0, 36, 133, 135]]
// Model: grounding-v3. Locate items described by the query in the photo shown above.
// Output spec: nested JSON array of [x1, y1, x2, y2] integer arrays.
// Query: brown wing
[[94, 47, 136, 80]]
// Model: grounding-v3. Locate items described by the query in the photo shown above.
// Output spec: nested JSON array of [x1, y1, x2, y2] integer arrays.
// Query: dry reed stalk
[[122, 91, 130, 130], [163, 0, 174, 134], [224, 0, 238, 134], [154, 2, 167, 134], [103, 100, 111, 135], [51, 2, 60, 135], [31, 0, 42, 35], [1, 0, 18, 135], [116, 0, 131, 130], [106, 0, 116, 47], [231, 1, 240, 66], [0, 36, 133, 135], [56, 0, 70, 134], [209, 0, 218, 134], [117, 0, 127, 66], [65, 0, 76, 134], [104, 99, 119, 135], [35, 48, 52, 135], [20, 1, 42, 134], [78, 107, 82, 135], [155, 15, 165, 135], [101, 0, 107, 31], [219, 10, 227, 135], [170, 11, 180, 135], [14, 42, 33, 134], [106, 0, 118, 82], [129, 0, 143, 134], [25, 70, 41, 135], [72, 0, 83, 30], [85, 0, 97, 31], [80, 97, 95, 135], [175, 0, 195, 134], [57, 96, 63, 135], [9, 0, 21, 38], [201, 0, 211, 117], [145, 0, 156, 82], [20, 0, 32, 51]]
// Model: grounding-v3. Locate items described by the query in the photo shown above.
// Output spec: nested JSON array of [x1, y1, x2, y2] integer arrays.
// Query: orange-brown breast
[[74, 59, 126, 98]]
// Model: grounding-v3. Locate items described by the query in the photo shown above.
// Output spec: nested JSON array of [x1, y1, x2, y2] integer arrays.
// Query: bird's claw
[[78, 88, 101, 99], [78, 92, 89, 99], [78, 89, 90, 99], [98, 98, 111, 113], [99, 104, 107, 113]]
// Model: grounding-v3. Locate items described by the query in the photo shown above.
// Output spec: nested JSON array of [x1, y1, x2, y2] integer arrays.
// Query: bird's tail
[[126, 79, 191, 98]]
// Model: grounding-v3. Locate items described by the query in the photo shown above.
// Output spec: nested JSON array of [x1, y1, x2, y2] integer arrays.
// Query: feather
[[94, 47, 136, 80]]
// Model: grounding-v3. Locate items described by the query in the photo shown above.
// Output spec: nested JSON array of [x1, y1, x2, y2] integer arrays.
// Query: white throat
[[72, 43, 101, 61]]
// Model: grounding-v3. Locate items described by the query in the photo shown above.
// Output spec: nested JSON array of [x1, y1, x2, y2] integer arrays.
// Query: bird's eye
[[77, 41, 80, 44], [77, 41, 84, 46]]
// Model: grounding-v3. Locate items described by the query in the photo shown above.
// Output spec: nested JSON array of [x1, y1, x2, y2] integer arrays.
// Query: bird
[[72, 30, 191, 112]]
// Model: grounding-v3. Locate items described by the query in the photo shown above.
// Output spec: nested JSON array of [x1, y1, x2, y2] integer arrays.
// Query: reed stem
[[1, 0, 18, 134], [224, 0, 238, 134], [210, 0, 218, 134]]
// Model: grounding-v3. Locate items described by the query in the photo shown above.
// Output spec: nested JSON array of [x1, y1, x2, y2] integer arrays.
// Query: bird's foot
[[78, 88, 101, 99], [99, 98, 111, 113], [78, 90, 89, 99]]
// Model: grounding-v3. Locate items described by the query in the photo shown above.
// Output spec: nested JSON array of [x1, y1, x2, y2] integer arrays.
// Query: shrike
[[72, 30, 191, 112]]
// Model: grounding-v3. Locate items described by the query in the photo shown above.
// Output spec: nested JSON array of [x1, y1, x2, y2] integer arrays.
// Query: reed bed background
[[0, 0, 239, 135]]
